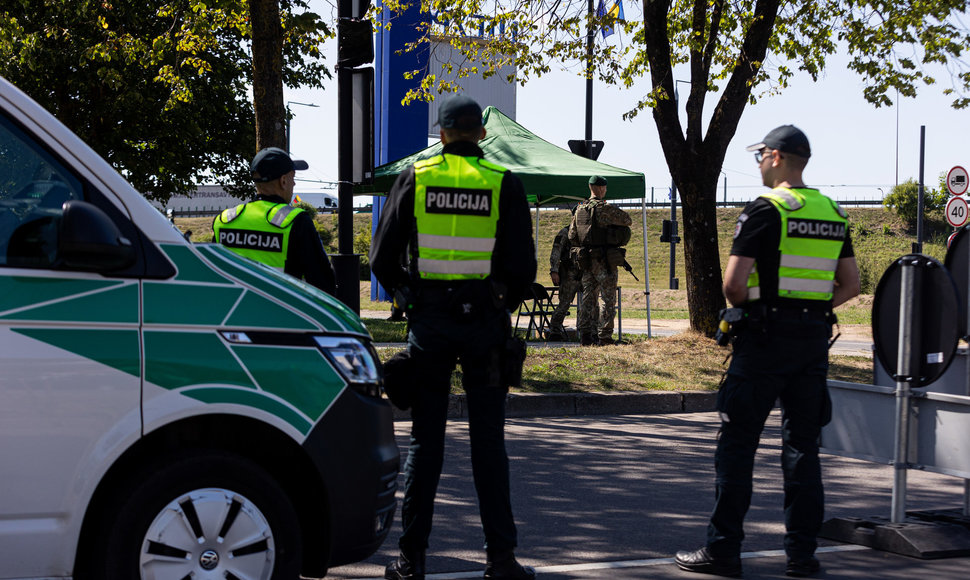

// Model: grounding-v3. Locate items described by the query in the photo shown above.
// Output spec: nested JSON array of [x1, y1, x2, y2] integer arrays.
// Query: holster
[[605, 247, 626, 267], [570, 246, 592, 269], [382, 349, 416, 410], [502, 336, 526, 388]]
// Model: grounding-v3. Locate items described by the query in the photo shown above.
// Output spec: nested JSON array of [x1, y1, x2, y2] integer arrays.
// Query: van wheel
[[85, 450, 302, 580]]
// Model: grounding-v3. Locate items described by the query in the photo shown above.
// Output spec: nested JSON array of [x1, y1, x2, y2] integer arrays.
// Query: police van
[[0, 75, 398, 579]]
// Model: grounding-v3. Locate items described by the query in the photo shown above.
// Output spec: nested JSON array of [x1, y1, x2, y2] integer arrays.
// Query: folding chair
[[514, 282, 557, 340]]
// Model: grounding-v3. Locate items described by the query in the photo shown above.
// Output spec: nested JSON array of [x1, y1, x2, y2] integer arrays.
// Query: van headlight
[[314, 336, 380, 396]]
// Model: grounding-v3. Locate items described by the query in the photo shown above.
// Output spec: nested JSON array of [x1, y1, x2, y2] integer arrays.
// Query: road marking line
[[361, 544, 871, 579]]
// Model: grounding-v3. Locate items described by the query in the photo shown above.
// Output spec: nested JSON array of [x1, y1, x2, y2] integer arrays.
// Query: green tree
[[883, 176, 947, 225], [0, 0, 330, 202], [386, 1, 970, 333]]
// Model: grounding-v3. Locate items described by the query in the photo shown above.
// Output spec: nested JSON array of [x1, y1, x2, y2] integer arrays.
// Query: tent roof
[[357, 106, 645, 205]]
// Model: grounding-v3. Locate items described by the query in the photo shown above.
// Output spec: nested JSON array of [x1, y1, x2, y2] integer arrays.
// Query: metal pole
[[723, 174, 727, 207], [534, 202, 540, 262], [669, 181, 678, 289], [966, 238, 970, 515], [617, 286, 622, 342], [585, 0, 594, 157], [895, 88, 900, 186], [916, 126, 925, 254], [891, 256, 917, 523], [642, 191, 652, 337], [334, 65, 361, 312]]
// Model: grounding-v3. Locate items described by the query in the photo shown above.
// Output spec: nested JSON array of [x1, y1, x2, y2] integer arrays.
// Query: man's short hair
[[441, 126, 483, 143]]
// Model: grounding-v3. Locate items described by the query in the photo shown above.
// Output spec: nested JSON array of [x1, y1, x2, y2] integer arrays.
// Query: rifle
[[622, 259, 640, 282]]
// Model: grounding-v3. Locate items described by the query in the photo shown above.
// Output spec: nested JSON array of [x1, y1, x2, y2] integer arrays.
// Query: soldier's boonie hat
[[746, 125, 811, 158], [588, 175, 608, 186], [251, 147, 308, 182], [438, 96, 484, 130]]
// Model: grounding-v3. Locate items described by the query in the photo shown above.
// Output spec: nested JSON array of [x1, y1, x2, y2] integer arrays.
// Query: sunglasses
[[754, 148, 782, 163]]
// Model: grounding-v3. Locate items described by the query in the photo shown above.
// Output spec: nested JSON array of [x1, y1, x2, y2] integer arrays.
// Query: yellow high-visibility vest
[[413, 154, 505, 280]]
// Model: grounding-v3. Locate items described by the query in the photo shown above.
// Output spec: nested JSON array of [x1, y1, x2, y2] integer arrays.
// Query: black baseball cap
[[589, 175, 608, 186], [251, 147, 308, 182], [438, 96, 483, 130], [746, 125, 811, 158]]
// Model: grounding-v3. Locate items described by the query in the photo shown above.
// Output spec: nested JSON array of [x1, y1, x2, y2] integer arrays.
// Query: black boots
[[385, 551, 425, 580], [674, 546, 743, 577], [484, 550, 536, 579]]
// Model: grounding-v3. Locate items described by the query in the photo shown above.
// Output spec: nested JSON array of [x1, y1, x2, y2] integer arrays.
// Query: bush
[[882, 177, 946, 226], [354, 227, 372, 280], [314, 222, 334, 246], [295, 201, 317, 220]]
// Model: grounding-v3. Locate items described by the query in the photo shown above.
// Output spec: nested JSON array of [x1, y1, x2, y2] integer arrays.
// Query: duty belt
[[748, 304, 833, 323]]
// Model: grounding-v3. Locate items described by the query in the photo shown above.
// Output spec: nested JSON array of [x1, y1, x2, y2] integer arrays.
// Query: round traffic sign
[[946, 196, 969, 228], [873, 254, 960, 387], [947, 165, 968, 196]]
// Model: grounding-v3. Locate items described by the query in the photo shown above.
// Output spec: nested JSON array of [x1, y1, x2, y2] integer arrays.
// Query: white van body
[[0, 75, 397, 579]]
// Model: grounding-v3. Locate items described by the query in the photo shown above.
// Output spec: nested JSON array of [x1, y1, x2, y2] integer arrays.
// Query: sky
[[285, 5, 969, 207]]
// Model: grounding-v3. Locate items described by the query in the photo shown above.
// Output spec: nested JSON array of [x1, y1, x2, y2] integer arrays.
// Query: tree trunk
[[641, 0, 781, 335], [679, 178, 726, 335], [249, 0, 285, 151]]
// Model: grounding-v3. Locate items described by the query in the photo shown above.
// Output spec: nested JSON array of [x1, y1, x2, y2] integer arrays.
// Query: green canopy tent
[[359, 106, 654, 336], [358, 106, 645, 205]]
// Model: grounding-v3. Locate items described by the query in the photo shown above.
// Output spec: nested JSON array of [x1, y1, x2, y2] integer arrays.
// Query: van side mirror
[[59, 200, 136, 271]]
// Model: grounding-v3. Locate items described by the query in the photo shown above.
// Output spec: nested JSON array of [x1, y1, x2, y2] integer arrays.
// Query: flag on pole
[[597, 0, 625, 39]]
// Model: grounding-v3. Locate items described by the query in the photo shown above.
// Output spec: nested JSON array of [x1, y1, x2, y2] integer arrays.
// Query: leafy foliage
[[882, 176, 947, 225], [0, 0, 331, 202]]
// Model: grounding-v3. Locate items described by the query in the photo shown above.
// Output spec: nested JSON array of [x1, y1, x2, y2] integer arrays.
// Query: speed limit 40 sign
[[946, 195, 969, 228]]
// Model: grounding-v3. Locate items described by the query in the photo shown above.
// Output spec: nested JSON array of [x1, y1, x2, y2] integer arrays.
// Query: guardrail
[[614, 199, 884, 209], [166, 199, 883, 218]]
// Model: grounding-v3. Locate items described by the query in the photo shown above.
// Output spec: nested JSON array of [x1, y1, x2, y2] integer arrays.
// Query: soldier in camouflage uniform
[[568, 176, 633, 346], [548, 217, 583, 341]]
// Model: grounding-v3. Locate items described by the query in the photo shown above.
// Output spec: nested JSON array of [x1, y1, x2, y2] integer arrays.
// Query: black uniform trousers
[[398, 286, 518, 556], [706, 317, 833, 561]]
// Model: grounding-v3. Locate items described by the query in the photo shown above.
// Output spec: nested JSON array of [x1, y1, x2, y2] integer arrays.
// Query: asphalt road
[[327, 411, 969, 579]]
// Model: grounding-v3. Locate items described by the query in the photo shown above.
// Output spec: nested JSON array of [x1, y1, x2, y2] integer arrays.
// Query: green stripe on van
[[182, 386, 313, 434], [13, 328, 140, 377], [224, 291, 317, 330], [144, 331, 255, 390], [162, 244, 235, 284], [0, 283, 137, 323], [197, 245, 366, 334], [230, 344, 344, 421], [0, 276, 124, 314], [143, 283, 243, 326]]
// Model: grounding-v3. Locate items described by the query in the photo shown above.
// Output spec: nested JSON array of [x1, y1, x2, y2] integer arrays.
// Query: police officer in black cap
[[371, 95, 537, 579], [213, 147, 336, 294], [675, 125, 859, 578]]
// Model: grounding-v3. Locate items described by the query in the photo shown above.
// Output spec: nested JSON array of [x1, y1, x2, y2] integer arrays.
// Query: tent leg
[[642, 189, 652, 338], [534, 202, 540, 264]]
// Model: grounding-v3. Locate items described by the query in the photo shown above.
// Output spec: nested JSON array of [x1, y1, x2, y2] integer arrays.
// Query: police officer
[[212, 147, 336, 295], [547, 212, 581, 341], [370, 95, 537, 580], [675, 126, 860, 578], [568, 176, 632, 346]]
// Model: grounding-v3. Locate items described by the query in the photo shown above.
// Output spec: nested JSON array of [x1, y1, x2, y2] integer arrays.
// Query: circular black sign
[[872, 254, 959, 387]]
